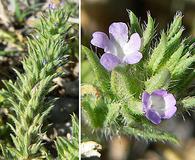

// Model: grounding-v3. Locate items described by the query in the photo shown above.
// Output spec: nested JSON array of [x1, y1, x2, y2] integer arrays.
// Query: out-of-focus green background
[[81, 1, 195, 160]]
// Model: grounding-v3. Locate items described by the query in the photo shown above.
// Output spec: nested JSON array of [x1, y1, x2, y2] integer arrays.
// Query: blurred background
[[81, 0, 195, 160]]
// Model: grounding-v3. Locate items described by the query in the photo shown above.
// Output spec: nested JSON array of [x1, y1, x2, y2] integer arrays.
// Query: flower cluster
[[91, 22, 177, 124]]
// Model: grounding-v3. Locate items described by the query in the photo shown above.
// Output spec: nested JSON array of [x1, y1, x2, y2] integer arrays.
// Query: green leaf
[[141, 12, 155, 55], [104, 102, 121, 126], [0, 94, 4, 103], [165, 28, 184, 60], [123, 125, 179, 144], [145, 69, 171, 93], [167, 12, 183, 40], [82, 95, 108, 129], [172, 55, 195, 78], [173, 69, 195, 95], [111, 66, 143, 100], [82, 46, 110, 94], [71, 114, 79, 139], [55, 116, 79, 160], [128, 10, 142, 35], [164, 44, 184, 72], [147, 32, 167, 73], [182, 97, 195, 109]]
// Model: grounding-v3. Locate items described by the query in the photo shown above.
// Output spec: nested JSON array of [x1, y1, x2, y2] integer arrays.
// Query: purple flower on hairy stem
[[91, 22, 143, 71], [142, 89, 177, 125]]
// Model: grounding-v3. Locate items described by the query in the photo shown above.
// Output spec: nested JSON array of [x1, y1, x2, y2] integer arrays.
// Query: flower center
[[149, 95, 165, 115], [109, 34, 126, 59]]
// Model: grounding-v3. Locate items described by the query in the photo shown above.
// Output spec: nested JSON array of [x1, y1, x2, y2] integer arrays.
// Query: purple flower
[[91, 22, 143, 71], [48, 3, 57, 9], [142, 89, 177, 125]]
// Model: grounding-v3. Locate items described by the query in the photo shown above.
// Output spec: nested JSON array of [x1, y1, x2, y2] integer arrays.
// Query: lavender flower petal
[[164, 93, 176, 107], [91, 32, 110, 49], [162, 93, 177, 119], [142, 91, 150, 112], [109, 22, 128, 44], [162, 106, 177, 119], [100, 53, 121, 71], [151, 89, 167, 97], [123, 51, 142, 64], [145, 109, 161, 124], [125, 33, 141, 52]]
